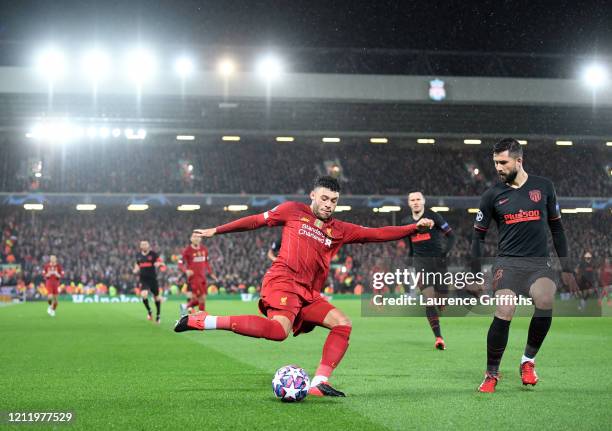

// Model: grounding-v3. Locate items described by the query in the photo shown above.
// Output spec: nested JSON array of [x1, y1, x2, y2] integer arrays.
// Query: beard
[[499, 168, 518, 184]]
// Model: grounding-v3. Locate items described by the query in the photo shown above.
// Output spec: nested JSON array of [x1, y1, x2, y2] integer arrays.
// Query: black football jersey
[[404, 209, 452, 257], [136, 251, 159, 281], [474, 175, 561, 257]]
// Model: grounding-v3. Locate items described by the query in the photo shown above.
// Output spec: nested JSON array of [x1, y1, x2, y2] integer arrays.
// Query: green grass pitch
[[1, 299, 611, 430]]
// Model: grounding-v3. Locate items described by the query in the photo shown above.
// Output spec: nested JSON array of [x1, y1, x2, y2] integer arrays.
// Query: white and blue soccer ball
[[272, 365, 310, 402]]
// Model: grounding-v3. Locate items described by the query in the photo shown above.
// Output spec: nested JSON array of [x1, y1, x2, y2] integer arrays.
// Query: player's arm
[[153, 254, 165, 270], [194, 202, 294, 238], [204, 247, 218, 281], [470, 191, 494, 272], [178, 250, 193, 278], [434, 212, 456, 256], [545, 182, 578, 292], [132, 262, 140, 274], [343, 219, 434, 244]]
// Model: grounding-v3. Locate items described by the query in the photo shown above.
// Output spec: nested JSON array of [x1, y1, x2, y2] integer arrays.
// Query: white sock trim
[[204, 315, 217, 330], [521, 354, 535, 364], [311, 375, 329, 387]]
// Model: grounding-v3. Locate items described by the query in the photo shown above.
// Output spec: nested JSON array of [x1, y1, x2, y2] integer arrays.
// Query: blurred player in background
[[133, 240, 164, 323], [175, 175, 434, 397], [267, 238, 281, 262], [43, 255, 64, 317], [471, 138, 578, 393], [576, 251, 597, 310], [179, 232, 217, 315], [405, 191, 455, 350]]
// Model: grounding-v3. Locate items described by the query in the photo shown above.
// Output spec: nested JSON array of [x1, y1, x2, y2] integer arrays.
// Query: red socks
[[315, 325, 352, 378], [217, 315, 288, 341], [52, 300, 58, 310]]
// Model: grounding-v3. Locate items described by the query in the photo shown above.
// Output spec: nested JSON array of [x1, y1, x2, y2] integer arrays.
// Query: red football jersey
[[43, 263, 64, 282], [216, 201, 418, 300], [179, 244, 212, 280]]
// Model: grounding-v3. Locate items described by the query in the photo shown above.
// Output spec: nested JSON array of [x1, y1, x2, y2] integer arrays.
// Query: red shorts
[[189, 278, 207, 296], [46, 281, 59, 295], [258, 275, 335, 337]]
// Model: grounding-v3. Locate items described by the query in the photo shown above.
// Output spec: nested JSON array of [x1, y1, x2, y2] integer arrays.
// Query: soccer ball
[[272, 365, 310, 402]]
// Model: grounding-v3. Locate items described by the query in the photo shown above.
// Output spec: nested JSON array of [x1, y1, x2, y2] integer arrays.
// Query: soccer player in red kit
[[43, 255, 64, 317], [179, 232, 217, 314], [175, 176, 434, 397]]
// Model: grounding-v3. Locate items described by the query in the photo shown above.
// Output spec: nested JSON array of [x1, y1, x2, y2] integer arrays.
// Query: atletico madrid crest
[[529, 190, 541, 203]]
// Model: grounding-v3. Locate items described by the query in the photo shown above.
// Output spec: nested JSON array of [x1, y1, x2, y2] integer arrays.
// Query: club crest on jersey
[[529, 189, 542, 203], [280, 296, 287, 306], [326, 228, 333, 238], [314, 219, 324, 229]]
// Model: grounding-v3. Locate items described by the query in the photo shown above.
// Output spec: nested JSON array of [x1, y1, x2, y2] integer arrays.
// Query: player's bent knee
[[495, 305, 515, 321]]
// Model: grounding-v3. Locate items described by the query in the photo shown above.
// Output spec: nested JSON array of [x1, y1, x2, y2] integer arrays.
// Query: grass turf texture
[[1, 300, 611, 430]]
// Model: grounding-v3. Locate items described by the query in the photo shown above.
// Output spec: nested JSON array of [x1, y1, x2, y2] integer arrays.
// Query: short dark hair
[[493, 138, 523, 159], [313, 175, 341, 193]]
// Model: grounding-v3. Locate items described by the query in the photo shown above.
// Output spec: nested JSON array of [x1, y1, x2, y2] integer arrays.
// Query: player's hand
[[416, 218, 434, 232], [194, 228, 217, 238], [186, 269, 194, 278], [562, 272, 579, 295]]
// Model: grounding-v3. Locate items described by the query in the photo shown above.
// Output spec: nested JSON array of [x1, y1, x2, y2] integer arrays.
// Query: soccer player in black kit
[[405, 191, 455, 350], [472, 138, 578, 393], [133, 240, 165, 324]]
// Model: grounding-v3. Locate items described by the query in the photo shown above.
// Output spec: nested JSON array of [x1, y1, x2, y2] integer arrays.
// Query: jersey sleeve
[[262, 202, 295, 227], [341, 221, 418, 244], [178, 248, 190, 273], [433, 211, 452, 235], [546, 180, 561, 221], [474, 189, 495, 232]]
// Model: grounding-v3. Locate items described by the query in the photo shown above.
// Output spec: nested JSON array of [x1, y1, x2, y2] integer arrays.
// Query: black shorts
[[414, 257, 448, 293], [140, 279, 160, 296], [492, 258, 557, 297]]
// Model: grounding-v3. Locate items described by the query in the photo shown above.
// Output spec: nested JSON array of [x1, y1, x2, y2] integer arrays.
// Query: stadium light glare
[[35, 47, 65, 81], [222, 136, 240, 141], [556, 140, 573, 146], [322, 137, 341, 143], [125, 48, 157, 83], [467, 208, 480, 213], [370, 138, 388, 144], [518, 140, 528, 145], [464, 139, 482, 145], [606, 141, 612, 146], [217, 58, 236, 77], [225, 205, 248, 212], [334, 205, 352, 212], [174, 56, 195, 78], [99, 127, 110, 138], [582, 63, 608, 88], [561, 209, 578, 214], [125, 128, 147, 140], [127, 204, 149, 211], [86, 126, 97, 138], [24, 204, 44, 211], [112, 128, 122, 138], [256, 55, 283, 81], [176, 135, 195, 141], [81, 49, 110, 82], [417, 138, 435, 144], [276, 136, 295, 142], [377, 205, 401, 212], [34, 172, 42, 178], [76, 204, 97, 211], [431, 206, 450, 212], [177, 204, 200, 211], [575, 208, 593, 213]]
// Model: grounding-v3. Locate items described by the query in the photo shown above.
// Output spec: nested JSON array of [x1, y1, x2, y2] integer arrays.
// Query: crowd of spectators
[[1, 208, 609, 295], [1, 140, 609, 197]]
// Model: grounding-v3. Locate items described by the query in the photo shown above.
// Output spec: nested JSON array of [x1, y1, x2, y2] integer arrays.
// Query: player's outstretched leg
[[154, 297, 162, 324], [422, 286, 445, 350], [174, 312, 290, 341], [307, 307, 352, 397]]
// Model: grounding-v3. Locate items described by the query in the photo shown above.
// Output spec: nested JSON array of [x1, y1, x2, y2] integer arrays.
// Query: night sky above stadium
[[1, 0, 611, 55]]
